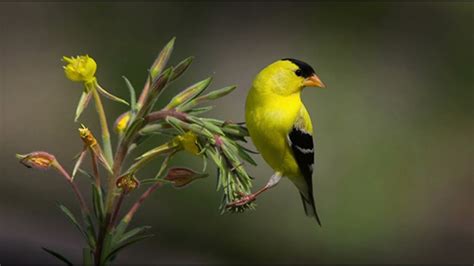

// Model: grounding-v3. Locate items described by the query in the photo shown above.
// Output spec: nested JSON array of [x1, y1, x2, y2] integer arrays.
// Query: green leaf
[[122, 76, 137, 113], [202, 153, 208, 172], [42, 247, 73, 266], [118, 226, 152, 244], [72, 149, 87, 179], [95, 82, 129, 106], [100, 231, 114, 265], [154, 151, 175, 179], [187, 116, 224, 135], [200, 85, 236, 100], [91, 184, 105, 222], [123, 117, 145, 141], [104, 234, 154, 263], [139, 123, 168, 135], [58, 204, 85, 238], [150, 37, 175, 79], [112, 220, 129, 244], [165, 116, 186, 134], [166, 77, 212, 110], [180, 85, 236, 110], [236, 145, 257, 166], [75, 90, 92, 122], [77, 168, 95, 182], [186, 106, 213, 115], [170, 56, 194, 82], [83, 247, 93, 265]]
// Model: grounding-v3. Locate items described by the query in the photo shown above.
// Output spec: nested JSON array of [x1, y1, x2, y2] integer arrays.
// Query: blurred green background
[[1, 2, 473, 264]]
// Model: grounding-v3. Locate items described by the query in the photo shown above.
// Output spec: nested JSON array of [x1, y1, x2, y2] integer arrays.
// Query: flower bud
[[16, 152, 56, 170], [172, 131, 200, 155], [114, 111, 131, 134], [116, 174, 140, 194], [164, 167, 207, 188], [62, 55, 97, 83]]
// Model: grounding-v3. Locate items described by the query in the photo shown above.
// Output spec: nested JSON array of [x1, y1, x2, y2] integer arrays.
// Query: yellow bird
[[230, 58, 325, 225]]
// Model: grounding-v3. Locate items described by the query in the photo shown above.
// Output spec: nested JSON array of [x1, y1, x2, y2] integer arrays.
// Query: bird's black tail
[[300, 192, 322, 226]]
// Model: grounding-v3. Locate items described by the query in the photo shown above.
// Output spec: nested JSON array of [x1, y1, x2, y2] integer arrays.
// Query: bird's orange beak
[[303, 74, 325, 88]]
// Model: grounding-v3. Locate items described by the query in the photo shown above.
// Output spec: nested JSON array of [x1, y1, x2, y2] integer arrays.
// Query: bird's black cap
[[282, 58, 315, 78]]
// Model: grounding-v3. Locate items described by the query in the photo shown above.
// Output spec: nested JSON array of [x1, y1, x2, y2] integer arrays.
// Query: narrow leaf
[[165, 116, 186, 134], [201, 85, 236, 100], [91, 184, 105, 222], [96, 82, 129, 106], [166, 77, 212, 110], [122, 76, 137, 113], [75, 90, 92, 122], [58, 204, 85, 238], [77, 168, 95, 182], [72, 148, 87, 179], [42, 247, 73, 266], [170, 56, 194, 82], [104, 234, 154, 263], [83, 247, 93, 265], [237, 146, 257, 166], [186, 106, 213, 115], [119, 226, 152, 244]]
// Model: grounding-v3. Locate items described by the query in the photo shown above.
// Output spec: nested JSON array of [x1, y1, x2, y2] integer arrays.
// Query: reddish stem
[[55, 162, 90, 215], [145, 109, 188, 123], [109, 192, 125, 230], [123, 181, 163, 223], [90, 152, 101, 188]]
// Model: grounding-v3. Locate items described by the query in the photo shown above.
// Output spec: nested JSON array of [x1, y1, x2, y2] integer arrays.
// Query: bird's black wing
[[287, 127, 321, 225]]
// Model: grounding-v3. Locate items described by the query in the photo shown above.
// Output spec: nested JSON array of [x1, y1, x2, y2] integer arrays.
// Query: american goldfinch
[[230, 58, 325, 225]]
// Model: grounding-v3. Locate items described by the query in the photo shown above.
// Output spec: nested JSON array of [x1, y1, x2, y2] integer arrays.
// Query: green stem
[[89, 81, 114, 166]]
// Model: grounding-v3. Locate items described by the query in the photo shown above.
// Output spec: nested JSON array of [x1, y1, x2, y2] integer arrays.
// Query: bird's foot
[[227, 192, 257, 207]]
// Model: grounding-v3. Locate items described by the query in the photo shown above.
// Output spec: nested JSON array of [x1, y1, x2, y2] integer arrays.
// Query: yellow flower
[[173, 131, 200, 155], [114, 112, 131, 134], [62, 55, 97, 83]]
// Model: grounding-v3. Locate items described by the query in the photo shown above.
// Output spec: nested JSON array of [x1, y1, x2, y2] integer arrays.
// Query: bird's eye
[[295, 69, 302, 77]]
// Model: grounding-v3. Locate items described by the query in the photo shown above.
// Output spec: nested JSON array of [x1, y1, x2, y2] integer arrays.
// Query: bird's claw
[[227, 193, 256, 207]]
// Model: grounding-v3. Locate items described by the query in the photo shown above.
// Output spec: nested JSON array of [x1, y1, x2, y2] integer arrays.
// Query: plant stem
[[123, 181, 163, 223], [91, 152, 101, 188], [109, 192, 125, 230], [54, 162, 90, 216], [145, 109, 187, 123], [89, 82, 114, 166]]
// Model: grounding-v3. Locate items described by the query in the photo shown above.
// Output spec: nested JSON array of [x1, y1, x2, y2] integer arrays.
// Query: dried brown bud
[[16, 152, 56, 170], [78, 125, 97, 148], [116, 174, 140, 194], [164, 167, 207, 188]]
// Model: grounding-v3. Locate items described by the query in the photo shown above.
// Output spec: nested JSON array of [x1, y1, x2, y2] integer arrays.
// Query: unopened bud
[[164, 167, 207, 188], [16, 152, 56, 170], [114, 111, 131, 134]]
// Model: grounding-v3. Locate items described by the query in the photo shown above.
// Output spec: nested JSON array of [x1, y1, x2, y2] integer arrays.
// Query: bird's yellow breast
[[245, 85, 312, 178]]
